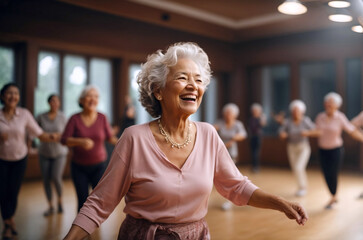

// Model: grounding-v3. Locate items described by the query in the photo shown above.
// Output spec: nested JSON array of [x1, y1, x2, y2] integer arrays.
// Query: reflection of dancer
[[248, 103, 266, 173], [315, 92, 363, 209], [350, 111, 363, 199], [63, 42, 307, 240], [61, 85, 118, 212], [214, 103, 247, 210], [37, 94, 68, 216], [279, 100, 315, 197]]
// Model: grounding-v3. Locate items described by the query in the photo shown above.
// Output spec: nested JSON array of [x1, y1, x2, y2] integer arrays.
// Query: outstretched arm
[[247, 189, 308, 226]]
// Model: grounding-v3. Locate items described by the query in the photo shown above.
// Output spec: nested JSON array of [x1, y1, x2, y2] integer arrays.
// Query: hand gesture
[[82, 138, 94, 150]]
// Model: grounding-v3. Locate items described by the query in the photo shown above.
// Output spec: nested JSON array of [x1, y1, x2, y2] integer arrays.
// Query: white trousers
[[287, 141, 311, 189]]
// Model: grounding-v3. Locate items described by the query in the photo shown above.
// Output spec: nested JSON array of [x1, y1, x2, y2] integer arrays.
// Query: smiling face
[[49, 95, 60, 112], [80, 88, 99, 112], [157, 58, 205, 119], [2, 86, 20, 109], [324, 97, 338, 116], [291, 106, 303, 121]]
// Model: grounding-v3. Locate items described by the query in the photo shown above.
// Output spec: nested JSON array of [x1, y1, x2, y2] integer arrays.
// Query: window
[[203, 77, 218, 124], [346, 58, 362, 119], [129, 64, 152, 124], [300, 61, 335, 119], [36, 51, 114, 121], [0, 46, 15, 96], [90, 58, 113, 121], [63, 55, 87, 118], [35, 51, 60, 116]]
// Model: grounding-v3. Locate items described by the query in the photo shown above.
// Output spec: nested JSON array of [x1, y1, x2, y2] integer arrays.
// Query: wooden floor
[[3, 166, 363, 240]]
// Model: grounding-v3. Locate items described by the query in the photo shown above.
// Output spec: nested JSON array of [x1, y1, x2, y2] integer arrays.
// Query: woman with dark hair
[[37, 94, 68, 216], [61, 85, 118, 212], [0, 83, 55, 239]]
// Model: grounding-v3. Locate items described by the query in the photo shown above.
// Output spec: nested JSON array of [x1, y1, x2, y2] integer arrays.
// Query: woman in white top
[[279, 100, 315, 197]]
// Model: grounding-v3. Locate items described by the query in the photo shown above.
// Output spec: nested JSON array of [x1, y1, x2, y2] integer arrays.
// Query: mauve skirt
[[117, 214, 210, 240]]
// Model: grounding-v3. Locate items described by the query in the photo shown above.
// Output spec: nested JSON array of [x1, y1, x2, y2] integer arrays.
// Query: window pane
[[90, 58, 113, 121], [63, 55, 87, 118], [35, 51, 60, 116], [203, 77, 218, 124], [0, 46, 15, 99], [129, 64, 153, 124], [346, 58, 362, 119], [300, 61, 335, 119], [261, 65, 290, 135]]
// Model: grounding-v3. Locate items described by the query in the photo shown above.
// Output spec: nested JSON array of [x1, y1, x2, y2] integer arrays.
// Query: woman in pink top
[[315, 92, 363, 209], [0, 83, 56, 239], [63, 42, 308, 240], [61, 85, 118, 212]]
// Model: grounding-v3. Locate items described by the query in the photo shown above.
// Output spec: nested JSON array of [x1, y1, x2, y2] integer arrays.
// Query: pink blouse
[[0, 107, 43, 161], [73, 121, 258, 234], [315, 111, 356, 149]]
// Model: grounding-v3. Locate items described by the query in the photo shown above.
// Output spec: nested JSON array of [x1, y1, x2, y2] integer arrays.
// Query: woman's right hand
[[82, 138, 94, 150]]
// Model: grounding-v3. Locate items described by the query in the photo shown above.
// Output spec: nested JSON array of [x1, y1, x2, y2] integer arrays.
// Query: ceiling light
[[351, 25, 363, 33], [329, 13, 352, 22], [278, 0, 307, 15], [328, 1, 351, 8]]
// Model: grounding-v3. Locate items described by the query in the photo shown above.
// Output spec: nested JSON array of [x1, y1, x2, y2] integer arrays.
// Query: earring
[[156, 95, 162, 100]]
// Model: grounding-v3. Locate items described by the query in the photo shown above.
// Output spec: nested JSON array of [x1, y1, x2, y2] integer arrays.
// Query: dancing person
[[63, 42, 308, 240], [279, 100, 315, 197], [0, 83, 56, 239], [248, 103, 266, 173], [61, 85, 118, 212], [315, 92, 363, 209], [214, 103, 247, 210], [36, 94, 68, 216]]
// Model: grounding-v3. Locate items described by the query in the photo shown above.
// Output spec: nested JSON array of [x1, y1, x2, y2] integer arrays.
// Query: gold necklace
[[158, 118, 192, 149]]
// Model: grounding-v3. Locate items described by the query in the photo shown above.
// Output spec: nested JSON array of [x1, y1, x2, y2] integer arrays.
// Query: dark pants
[[319, 147, 343, 196], [250, 136, 262, 170], [71, 161, 107, 211], [0, 157, 27, 220]]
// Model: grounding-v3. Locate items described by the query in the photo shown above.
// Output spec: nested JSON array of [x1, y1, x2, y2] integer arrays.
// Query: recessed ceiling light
[[278, 0, 307, 15], [351, 25, 363, 33], [329, 14, 353, 22], [328, 1, 351, 8]]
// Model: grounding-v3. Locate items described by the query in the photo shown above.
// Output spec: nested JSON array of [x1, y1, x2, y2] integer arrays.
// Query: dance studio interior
[[0, 0, 363, 239]]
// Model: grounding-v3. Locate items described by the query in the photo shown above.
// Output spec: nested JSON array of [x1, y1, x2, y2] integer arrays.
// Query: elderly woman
[[0, 83, 55, 239], [214, 103, 247, 210], [61, 85, 118, 212], [248, 103, 266, 173], [214, 103, 247, 163], [315, 92, 363, 209], [279, 100, 315, 197], [37, 94, 68, 216], [63, 42, 307, 240]]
